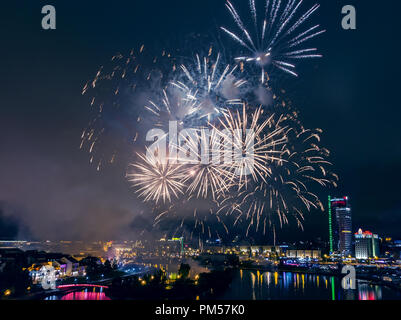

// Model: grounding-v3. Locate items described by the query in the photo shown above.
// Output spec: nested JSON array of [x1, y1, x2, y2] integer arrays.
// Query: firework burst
[[221, 0, 325, 82], [214, 103, 288, 189], [126, 150, 186, 204], [171, 50, 247, 123], [219, 114, 338, 237], [145, 86, 200, 130], [177, 128, 235, 200]]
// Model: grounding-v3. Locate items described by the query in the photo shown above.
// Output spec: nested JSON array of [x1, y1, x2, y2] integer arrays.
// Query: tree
[[0, 262, 31, 297], [226, 254, 240, 267], [82, 256, 102, 278], [178, 263, 191, 280], [103, 260, 113, 276]]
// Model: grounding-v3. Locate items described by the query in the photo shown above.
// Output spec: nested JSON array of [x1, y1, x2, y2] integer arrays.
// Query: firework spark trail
[[126, 150, 187, 204], [151, 198, 231, 241], [80, 46, 177, 171], [221, 0, 325, 82]]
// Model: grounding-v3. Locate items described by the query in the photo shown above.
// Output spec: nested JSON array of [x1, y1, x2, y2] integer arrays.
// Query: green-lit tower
[[328, 196, 334, 254]]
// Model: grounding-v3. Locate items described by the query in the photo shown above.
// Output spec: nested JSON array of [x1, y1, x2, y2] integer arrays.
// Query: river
[[219, 269, 401, 300], [45, 287, 110, 300], [44, 269, 401, 300]]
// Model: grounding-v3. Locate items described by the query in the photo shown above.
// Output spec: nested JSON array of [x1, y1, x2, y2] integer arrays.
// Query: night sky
[[0, 0, 400, 241]]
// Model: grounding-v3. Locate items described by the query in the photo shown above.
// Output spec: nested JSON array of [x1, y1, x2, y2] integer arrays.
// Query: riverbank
[[238, 264, 401, 293]]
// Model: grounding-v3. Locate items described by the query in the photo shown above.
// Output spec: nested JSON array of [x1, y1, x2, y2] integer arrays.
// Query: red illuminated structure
[[330, 196, 352, 256]]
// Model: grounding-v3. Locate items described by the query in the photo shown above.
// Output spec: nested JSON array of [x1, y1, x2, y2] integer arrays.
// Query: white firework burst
[[171, 51, 247, 123], [127, 151, 187, 204], [221, 0, 326, 82]]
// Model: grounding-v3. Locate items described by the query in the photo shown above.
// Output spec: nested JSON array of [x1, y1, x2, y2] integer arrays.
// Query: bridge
[[57, 284, 109, 290]]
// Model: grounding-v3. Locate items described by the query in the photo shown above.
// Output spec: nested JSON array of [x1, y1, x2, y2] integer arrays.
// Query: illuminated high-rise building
[[355, 229, 380, 259], [328, 196, 352, 256]]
